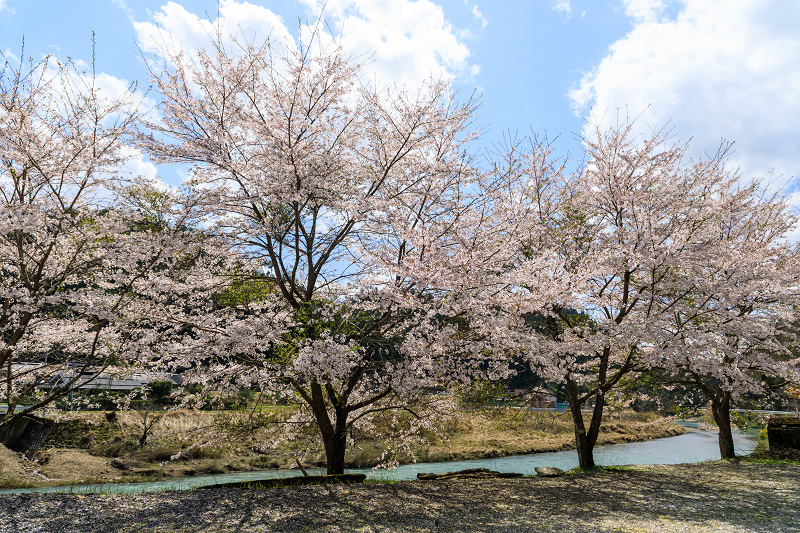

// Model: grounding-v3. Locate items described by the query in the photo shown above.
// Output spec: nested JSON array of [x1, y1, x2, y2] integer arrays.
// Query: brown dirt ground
[[35, 449, 122, 482], [0, 444, 28, 481]]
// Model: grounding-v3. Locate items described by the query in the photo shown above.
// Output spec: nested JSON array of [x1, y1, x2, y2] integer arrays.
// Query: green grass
[[564, 465, 636, 476], [740, 455, 800, 465], [0, 477, 37, 489], [363, 478, 402, 485]]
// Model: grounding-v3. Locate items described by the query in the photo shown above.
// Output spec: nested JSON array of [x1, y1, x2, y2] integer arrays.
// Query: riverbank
[[396, 409, 686, 463], [1, 460, 797, 532], [0, 408, 685, 488]]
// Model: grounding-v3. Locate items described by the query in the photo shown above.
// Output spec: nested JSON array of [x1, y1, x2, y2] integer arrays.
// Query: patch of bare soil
[[0, 444, 29, 482], [35, 449, 120, 482]]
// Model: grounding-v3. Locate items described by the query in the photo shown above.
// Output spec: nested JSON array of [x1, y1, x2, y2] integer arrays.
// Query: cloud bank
[[133, 0, 475, 90], [570, 0, 800, 189]]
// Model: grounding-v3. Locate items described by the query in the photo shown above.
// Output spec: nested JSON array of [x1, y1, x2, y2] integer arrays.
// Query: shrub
[[457, 379, 512, 408], [148, 381, 175, 405], [730, 411, 768, 430], [140, 444, 182, 462], [46, 420, 118, 449]]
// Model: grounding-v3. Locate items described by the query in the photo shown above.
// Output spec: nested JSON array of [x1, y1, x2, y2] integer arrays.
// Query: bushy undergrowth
[[730, 410, 770, 430], [248, 455, 283, 469], [47, 420, 118, 449]]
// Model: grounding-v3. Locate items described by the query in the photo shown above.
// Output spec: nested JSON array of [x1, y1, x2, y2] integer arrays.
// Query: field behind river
[[0, 407, 684, 488]]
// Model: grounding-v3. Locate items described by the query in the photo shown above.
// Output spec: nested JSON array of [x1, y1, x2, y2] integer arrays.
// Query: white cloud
[[119, 146, 160, 183], [94, 71, 156, 109], [133, 0, 296, 61], [133, 1, 475, 91], [472, 5, 488, 28], [570, 0, 800, 194], [0, 1, 14, 14], [621, 0, 666, 22], [552, 0, 572, 15], [54, 67, 163, 192], [300, 0, 475, 88]]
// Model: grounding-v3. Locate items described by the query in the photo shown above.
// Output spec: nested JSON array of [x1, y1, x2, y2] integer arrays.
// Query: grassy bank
[[0, 407, 684, 488], [379, 408, 684, 465]]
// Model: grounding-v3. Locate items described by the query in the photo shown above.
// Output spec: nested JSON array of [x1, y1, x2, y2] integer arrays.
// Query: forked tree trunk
[[565, 377, 605, 469], [711, 391, 735, 459], [309, 381, 349, 475], [323, 408, 348, 475]]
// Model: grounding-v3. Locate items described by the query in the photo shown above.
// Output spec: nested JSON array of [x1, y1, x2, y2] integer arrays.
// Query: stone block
[[767, 417, 800, 451], [535, 467, 565, 477]]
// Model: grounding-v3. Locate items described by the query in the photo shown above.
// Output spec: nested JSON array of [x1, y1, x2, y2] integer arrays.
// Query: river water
[[0, 428, 758, 495]]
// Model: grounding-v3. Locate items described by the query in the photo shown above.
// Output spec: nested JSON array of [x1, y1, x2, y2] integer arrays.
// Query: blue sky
[[1, 0, 799, 203]]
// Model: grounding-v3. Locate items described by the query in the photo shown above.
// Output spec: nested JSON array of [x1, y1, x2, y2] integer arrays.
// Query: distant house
[[7, 364, 181, 392], [513, 388, 557, 408]]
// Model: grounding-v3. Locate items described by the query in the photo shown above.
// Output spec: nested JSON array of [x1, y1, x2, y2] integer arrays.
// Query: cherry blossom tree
[[0, 46, 197, 431], [492, 121, 800, 468], [647, 175, 800, 458], [139, 32, 489, 474]]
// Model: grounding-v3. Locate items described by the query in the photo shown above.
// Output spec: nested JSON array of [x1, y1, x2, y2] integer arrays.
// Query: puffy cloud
[[118, 146, 159, 183], [111, 0, 134, 22], [299, 0, 474, 88], [570, 0, 800, 192], [133, 0, 474, 90], [133, 0, 296, 60], [621, 0, 666, 22]]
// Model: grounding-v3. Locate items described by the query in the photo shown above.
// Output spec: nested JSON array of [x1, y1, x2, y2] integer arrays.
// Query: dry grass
[[415, 407, 682, 461], [0, 407, 685, 489], [114, 409, 216, 433]]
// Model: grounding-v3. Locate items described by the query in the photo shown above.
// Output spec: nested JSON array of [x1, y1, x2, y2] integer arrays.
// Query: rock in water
[[535, 467, 564, 477]]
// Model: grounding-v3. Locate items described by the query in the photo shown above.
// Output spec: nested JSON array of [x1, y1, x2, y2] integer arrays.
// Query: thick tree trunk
[[308, 382, 349, 475], [711, 391, 735, 459], [566, 378, 604, 469], [324, 407, 348, 475]]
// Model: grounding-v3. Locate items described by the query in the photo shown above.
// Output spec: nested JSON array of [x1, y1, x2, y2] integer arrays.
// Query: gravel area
[[1, 460, 798, 532]]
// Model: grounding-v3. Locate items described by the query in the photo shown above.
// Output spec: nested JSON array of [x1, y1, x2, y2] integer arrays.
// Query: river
[[0, 428, 758, 495]]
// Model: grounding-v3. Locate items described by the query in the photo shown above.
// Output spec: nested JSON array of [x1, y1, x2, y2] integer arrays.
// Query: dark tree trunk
[[325, 406, 348, 475], [566, 377, 605, 469], [711, 391, 735, 459], [309, 381, 349, 475]]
